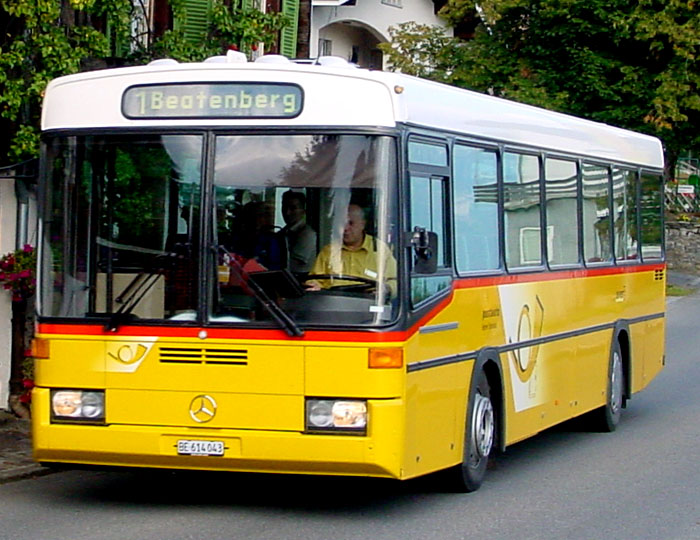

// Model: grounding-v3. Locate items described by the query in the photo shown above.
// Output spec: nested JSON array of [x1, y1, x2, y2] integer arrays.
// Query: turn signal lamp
[[31, 337, 50, 359], [368, 348, 403, 369]]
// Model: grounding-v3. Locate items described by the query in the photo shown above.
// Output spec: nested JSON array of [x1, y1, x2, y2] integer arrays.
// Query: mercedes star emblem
[[189, 394, 217, 423]]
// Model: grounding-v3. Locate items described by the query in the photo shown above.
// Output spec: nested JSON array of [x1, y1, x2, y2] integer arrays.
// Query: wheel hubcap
[[471, 392, 494, 459], [610, 350, 623, 414]]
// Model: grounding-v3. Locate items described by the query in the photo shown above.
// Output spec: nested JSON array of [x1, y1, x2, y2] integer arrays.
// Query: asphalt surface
[[0, 270, 696, 485], [0, 411, 47, 484]]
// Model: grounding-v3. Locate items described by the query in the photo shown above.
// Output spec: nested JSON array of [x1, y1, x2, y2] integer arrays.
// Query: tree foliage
[[0, 0, 288, 164], [381, 0, 700, 174], [0, 0, 109, 160]]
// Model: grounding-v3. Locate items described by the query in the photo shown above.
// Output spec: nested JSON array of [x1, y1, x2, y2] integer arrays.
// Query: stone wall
[[666, 225, 700, 275]]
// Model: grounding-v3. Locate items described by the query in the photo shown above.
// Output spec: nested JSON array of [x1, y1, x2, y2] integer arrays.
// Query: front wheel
[[444, 369, 495, 492]]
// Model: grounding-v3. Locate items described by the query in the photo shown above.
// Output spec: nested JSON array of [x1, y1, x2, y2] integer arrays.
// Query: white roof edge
[[43, 59, 664, 170]]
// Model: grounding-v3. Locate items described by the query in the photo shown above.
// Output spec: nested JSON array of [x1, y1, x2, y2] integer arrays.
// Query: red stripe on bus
[[37, 263, 663, 342], [36, 323, 413, 342], [37, 294, 453, 343]]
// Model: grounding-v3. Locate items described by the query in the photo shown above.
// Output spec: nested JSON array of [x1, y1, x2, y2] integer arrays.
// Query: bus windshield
[[39, 133, 399, 329]]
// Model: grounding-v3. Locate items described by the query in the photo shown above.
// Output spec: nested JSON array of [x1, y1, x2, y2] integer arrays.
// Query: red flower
[[0, 245, 37, 301]]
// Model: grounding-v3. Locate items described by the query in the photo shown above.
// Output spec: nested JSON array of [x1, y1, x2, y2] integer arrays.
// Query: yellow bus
[[33, 52, 665, 492]]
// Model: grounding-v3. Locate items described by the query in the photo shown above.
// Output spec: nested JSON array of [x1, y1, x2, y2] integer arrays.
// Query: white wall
[[0, 178, 17, 410], [311, 0, 451, 66]]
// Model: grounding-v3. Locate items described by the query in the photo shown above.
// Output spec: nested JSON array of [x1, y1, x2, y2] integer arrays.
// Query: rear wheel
[[444, 369, 495, 492], [589, 339, 624, 432]]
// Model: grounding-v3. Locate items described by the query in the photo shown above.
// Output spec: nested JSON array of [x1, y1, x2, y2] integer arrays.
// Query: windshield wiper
[[215, 245, 304, 338], [104, 252, 179, 332]]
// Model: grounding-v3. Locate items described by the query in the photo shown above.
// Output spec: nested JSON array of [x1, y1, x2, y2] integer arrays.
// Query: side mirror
[[410, 227, 438, 274]]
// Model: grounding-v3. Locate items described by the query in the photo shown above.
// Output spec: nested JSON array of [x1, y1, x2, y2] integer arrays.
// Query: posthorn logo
[[189, 395, 217, 423]]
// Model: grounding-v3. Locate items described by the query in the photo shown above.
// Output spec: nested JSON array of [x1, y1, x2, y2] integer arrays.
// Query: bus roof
[[42, 55, 664, 170]]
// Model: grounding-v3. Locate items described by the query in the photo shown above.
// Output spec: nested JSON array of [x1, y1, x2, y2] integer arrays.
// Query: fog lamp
[[51, 389, 105, 423], [306, 399, 367, 434]]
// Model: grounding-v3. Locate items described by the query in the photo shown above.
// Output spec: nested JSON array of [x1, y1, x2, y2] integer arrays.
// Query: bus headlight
[[305, 399, 367, 434], [51, 390, 105, 423]]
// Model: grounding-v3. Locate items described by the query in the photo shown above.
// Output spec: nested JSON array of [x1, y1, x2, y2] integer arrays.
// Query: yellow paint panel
[[34, 339, 106, 388], [403, 362, 470, 478], [305, 346, 403, 397], [105, 341, 304, 395], [569, 332, 610, 414], [642, 318, 665, 390], [108, 389, 303, 431]]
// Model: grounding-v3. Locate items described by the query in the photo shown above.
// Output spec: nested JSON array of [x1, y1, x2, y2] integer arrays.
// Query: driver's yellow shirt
[[309, 234, 397, 290]]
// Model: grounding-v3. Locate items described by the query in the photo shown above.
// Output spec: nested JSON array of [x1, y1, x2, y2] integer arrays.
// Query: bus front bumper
[[32, 389, 405, 479]]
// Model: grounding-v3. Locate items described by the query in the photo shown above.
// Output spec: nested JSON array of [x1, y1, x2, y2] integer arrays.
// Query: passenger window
[[503, 152, 542, 268], [453, 145, 499, 273], [640, 172, 663, 261], [409, 141, 448, 167], [545, 158, 579, 266], [612, 168, 639, 262], [582, 163, 613, 264]]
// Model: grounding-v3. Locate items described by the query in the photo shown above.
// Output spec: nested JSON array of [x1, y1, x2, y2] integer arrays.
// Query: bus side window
[[407, 139, 452, 306], [409, 173, 451, 305], [640, 172, 663, 261], [582, 163, 613, 264], [545, 158, 579, 266], [453, 145, 499, 273], [503, 152, 542, 269]]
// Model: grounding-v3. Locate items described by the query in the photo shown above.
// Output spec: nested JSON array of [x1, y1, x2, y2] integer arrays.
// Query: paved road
[[1, 296, 698, 540]]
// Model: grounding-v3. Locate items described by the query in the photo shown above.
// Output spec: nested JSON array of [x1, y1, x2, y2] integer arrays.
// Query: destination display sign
[[122, 83, 303, 119]]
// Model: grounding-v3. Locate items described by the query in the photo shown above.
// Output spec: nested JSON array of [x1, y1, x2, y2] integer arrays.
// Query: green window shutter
[[279, 0, 299, 58], [176, 0, 213, 45], [242, 0, 254, 9]]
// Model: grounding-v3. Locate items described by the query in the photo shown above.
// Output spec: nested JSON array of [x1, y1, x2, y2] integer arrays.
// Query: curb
[[0, 463, 53, 484]]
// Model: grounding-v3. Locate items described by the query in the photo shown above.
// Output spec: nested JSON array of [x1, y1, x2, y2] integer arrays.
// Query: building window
[[381, 0, 402, 7], [319, 38, 332, 56]]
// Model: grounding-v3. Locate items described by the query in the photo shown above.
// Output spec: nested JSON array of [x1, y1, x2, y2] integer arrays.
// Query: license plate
[[177, 439, 225, 456]]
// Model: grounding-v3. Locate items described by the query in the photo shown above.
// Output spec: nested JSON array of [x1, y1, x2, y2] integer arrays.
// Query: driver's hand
[[305, 280, 321, 291]]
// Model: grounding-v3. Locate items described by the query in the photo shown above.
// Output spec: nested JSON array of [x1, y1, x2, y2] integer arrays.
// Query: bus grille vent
[[654, 269, 665, 281], [159, 347, 248, 366]]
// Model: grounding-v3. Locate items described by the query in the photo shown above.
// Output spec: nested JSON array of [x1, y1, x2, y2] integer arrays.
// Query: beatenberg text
[[122, 83, 303, 119]]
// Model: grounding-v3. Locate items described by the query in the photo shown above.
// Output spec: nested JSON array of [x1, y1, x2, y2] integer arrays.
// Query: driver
[[306, 203, 396, 292]]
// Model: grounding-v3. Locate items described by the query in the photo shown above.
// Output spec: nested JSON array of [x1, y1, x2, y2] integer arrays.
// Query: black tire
[[589, 339, 624, 432], [444, 369, 496, 492]]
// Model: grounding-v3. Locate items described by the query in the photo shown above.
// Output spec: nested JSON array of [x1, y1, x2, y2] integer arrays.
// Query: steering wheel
[[305, 273, 381, 293]]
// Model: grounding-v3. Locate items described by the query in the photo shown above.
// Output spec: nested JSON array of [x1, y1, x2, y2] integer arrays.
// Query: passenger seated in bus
[[306, 203, 396, 293], [279, 190, 317, 276], [230, 201, 286, 271]]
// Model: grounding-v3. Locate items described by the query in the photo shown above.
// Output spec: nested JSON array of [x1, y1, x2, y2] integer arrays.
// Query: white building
[[0, 172, 37, 411], [310, 0, 451, 69], [0, 179, 16, 409]]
